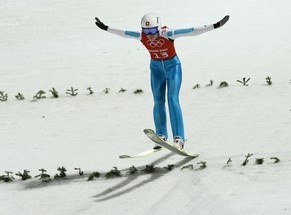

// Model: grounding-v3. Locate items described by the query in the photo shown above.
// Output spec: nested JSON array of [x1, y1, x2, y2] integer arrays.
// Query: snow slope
[[1, 0, 291, 214]]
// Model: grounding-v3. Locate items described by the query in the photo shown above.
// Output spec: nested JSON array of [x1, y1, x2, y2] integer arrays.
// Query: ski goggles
[[142, 27, 159, 35]]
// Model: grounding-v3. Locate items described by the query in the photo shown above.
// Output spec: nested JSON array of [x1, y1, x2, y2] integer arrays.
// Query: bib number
[[153, 52, 169, 59]]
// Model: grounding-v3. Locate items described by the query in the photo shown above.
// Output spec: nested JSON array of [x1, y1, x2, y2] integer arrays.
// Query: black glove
[[213, 15, 229, 29], [95, 17, 108, 31]]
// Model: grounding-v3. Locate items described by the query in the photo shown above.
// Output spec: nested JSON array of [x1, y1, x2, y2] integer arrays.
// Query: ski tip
[[143, 128, 150, 134], [143, 128, 154, 134]]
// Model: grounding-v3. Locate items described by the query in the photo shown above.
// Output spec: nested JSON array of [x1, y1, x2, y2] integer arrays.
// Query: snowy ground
[[1, 0, 291, 214]]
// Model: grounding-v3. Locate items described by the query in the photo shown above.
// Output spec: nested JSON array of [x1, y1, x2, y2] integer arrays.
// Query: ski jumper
[[107, 24, 215, 142]]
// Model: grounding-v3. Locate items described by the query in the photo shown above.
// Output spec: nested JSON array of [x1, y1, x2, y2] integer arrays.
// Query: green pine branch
[[15, 170, 32, 180], [0, 91, 8, 101], [33, 90, 46, 99], [66, 87, 78, 96]]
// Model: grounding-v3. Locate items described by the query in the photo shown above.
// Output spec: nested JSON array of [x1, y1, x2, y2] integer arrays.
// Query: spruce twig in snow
[[15, 170, 32, 180], [0, 171, 15, 182], [49, 88, 59, 98], [255, 158, 264, 165], [223, 158, 233, 169], [126, 166, 138, 175], [192, 83, 200, 89], [75, 168, 84, 176], [181, 162, 207, 171], [119, 88, 127, 93], [15, 93, 25, 100], [105, 167, 121, 178], [265, 76, 272, 85], [119, 87, 126, 93], [227, 158, 232, 165], [87, 87, 94, 95], [87, 172, 100, 181], [197, 161, 207, 169], [242, 153, 253, 166], [181, 164, 194, 170], [134, 89, 143, 94], [54, 166, 67, 179], [270, 157, 280, 163], [66, 87, 78, 96], [141, 165, 156, 173], [218, 81, 229, 88], [206, 80, 214, 87], [0, 91, 8, 101], [33, 90, 46, 99], [163, 164, 175, 171], [237, 77, 251, 86], [103, 88, 110, 94], [35, 169, 51, 182]]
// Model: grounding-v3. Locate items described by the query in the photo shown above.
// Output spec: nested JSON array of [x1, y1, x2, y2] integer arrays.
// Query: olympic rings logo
[[146, 39, 165, 48]]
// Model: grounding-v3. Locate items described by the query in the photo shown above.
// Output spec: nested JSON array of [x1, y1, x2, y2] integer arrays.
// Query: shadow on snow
[[93, 153, 196, 202]]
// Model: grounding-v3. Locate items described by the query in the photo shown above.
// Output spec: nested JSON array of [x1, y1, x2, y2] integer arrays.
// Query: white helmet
[[141, 13, 161, 29]]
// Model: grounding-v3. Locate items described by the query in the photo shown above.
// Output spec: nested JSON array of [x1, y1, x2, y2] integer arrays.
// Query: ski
[[143, 128, 199, 158], [119, 147, 164, 159]]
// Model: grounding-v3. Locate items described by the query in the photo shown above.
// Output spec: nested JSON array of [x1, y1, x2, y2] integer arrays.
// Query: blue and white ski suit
[[106, 24, 215, 143]]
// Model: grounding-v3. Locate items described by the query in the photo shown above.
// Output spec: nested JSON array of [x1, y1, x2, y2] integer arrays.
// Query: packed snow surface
[[1, 0, 291, 214]]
